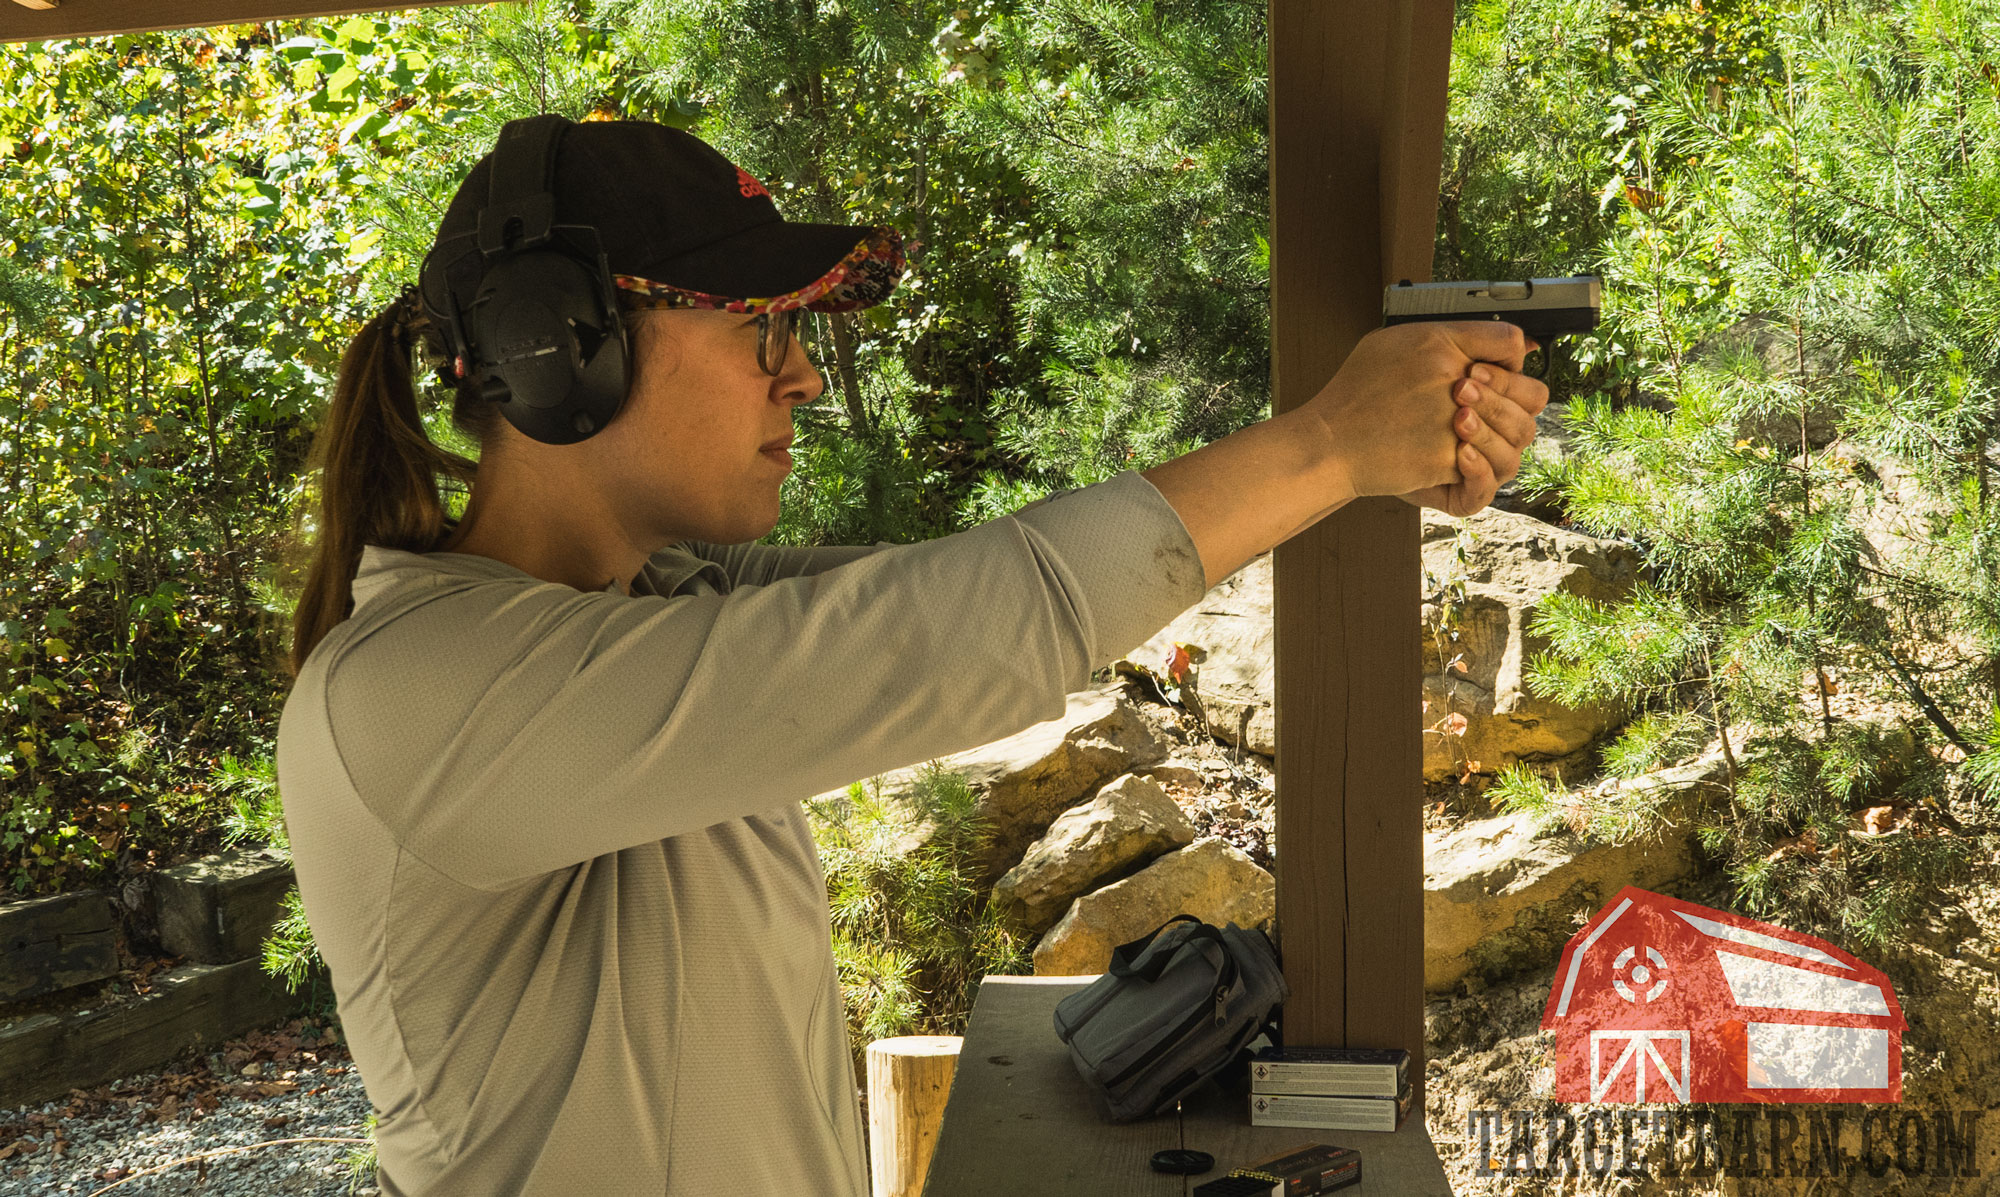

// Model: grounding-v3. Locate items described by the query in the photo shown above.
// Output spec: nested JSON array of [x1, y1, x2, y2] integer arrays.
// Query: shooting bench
[[918, 976, 1452, 1195]]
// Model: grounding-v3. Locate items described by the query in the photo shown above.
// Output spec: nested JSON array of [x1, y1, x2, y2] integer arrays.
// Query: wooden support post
[[1267, 0, 1454, 1115], [867, 1035, 961, 1197]]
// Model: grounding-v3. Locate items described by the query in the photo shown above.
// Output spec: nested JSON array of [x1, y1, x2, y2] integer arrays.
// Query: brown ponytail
[[279, 292, 496, 683]]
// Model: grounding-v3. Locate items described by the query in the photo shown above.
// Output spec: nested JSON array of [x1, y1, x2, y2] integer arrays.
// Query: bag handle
[[1108, 914, 1228, 984]]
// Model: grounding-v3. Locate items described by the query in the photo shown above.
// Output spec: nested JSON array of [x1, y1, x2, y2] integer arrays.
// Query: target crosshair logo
[[1611, 944, 1668, 1003]]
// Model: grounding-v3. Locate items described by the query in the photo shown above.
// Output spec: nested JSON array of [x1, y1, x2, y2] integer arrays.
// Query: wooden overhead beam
[[1268, 0, 1453, 1115], [0, 0, 491, 44]]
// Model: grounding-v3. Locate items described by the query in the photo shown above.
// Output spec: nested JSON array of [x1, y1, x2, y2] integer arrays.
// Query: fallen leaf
[[1860, 805, 1900, 834]]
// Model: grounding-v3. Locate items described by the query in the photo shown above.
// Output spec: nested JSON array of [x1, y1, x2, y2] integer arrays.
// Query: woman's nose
[[784, 335, 827, 406]]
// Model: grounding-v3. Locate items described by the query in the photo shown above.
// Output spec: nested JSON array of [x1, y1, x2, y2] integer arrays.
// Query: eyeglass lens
[[758, 309, 808, 376]]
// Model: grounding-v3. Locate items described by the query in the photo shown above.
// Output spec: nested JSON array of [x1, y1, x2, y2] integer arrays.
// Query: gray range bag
[[1051, 913, 1288, 1122]]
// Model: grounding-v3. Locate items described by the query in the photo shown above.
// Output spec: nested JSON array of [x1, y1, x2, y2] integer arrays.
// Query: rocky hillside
[[815, 493, 2000, 1195]]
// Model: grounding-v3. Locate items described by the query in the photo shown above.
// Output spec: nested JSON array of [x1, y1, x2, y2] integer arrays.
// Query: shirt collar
[[352, 542, 729, 609]]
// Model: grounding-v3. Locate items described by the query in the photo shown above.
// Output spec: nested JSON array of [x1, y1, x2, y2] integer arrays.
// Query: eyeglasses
[[756, 308, 808, 377], [613, 291, 813, 378]]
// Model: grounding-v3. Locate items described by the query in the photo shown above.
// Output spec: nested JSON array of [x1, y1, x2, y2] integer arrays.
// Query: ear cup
[[470, 249, 630, 445]]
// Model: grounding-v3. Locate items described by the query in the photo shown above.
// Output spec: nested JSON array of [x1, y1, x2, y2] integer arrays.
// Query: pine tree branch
[[1867, 641, 1972, 756], [1857, 562, 2000, 623]]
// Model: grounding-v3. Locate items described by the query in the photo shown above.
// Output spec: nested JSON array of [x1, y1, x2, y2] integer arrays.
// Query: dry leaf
[[1624, 184, 1668, 210], [1857, 804, 1911, 835]]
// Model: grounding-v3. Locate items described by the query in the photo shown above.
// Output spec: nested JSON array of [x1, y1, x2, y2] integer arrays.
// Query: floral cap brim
[[612, 226, 905, 316]]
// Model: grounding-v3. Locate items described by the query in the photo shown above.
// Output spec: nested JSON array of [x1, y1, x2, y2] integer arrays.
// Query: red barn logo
[[735, 167, 770, 200], [1542, 887, 1903, 1104]]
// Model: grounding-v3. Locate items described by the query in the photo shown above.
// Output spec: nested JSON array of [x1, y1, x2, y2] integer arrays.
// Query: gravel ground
[[0, 1015, 383, 1197]]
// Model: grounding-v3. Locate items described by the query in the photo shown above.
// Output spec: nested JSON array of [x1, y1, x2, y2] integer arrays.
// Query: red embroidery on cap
[[735, 167, 770, 200]]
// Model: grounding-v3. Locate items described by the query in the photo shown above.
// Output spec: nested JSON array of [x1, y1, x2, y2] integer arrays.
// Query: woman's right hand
[[1301, 320, 1546, 513]]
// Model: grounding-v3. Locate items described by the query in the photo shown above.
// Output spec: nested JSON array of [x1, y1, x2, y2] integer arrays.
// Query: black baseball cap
[[421, 117, 905, 353]]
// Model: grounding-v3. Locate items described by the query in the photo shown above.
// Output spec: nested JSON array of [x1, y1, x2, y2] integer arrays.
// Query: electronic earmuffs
[[419, 115, 630, 445]]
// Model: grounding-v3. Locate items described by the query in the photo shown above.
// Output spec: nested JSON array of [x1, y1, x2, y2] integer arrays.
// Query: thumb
[[1437, 319, 1531, 374]]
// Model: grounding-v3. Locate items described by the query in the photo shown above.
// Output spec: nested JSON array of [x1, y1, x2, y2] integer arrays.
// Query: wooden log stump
[[866, 1035, 962, 1197], [153, 845, 295, 964], [0, 890, 118, 1004]]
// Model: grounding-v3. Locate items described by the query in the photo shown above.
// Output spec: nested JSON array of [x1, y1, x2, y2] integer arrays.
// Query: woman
[[275, 117, 1544, 1197]]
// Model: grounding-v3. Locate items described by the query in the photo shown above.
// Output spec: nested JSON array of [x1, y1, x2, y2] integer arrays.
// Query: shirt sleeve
[[320, 469, 1209, 893], [672, 540, 894, 588]]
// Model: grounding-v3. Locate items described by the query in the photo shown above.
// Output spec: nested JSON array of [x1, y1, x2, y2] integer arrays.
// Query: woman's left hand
[[1396, 352, 1549, 518]]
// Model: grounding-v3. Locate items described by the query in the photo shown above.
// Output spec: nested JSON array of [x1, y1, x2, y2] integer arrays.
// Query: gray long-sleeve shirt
[[275, 468, 1209, 1196]]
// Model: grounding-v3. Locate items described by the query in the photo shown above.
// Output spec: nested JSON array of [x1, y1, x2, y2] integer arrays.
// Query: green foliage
[[804, 763, 1032, 1070], [0, 19, 448, 894], [0, 4, 661, 897], [214, 748, 287, 851], [342, 1110, 380, 1193], [612, 0, 1271, 542], [1483, 0, 2000, 943], [1444, 0, 1797, 394]]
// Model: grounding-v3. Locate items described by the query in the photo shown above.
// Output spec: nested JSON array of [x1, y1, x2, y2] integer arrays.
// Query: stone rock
[[990, 773, 1197, 935], [817, 684, 1172, 888], [1422, 759, 1714, 993], [1848, 443, 1952, 575], [1123, 510, 1642, 781], [1126, 553, 1276, 757], [1421, 506, 1642, 781], [1033, 838, 1276, 976], [1138, 762, 1205, 792]]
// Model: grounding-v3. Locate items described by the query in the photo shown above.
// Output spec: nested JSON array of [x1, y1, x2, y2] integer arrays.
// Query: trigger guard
[[1523, 341, 1553, 381]]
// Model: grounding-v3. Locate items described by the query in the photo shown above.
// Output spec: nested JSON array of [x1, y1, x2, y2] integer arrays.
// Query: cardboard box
[[1249, 1046, 1410, 1097], [1191, 1142, 1361, 1196], [1249, 1081, 1414, 1132]]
